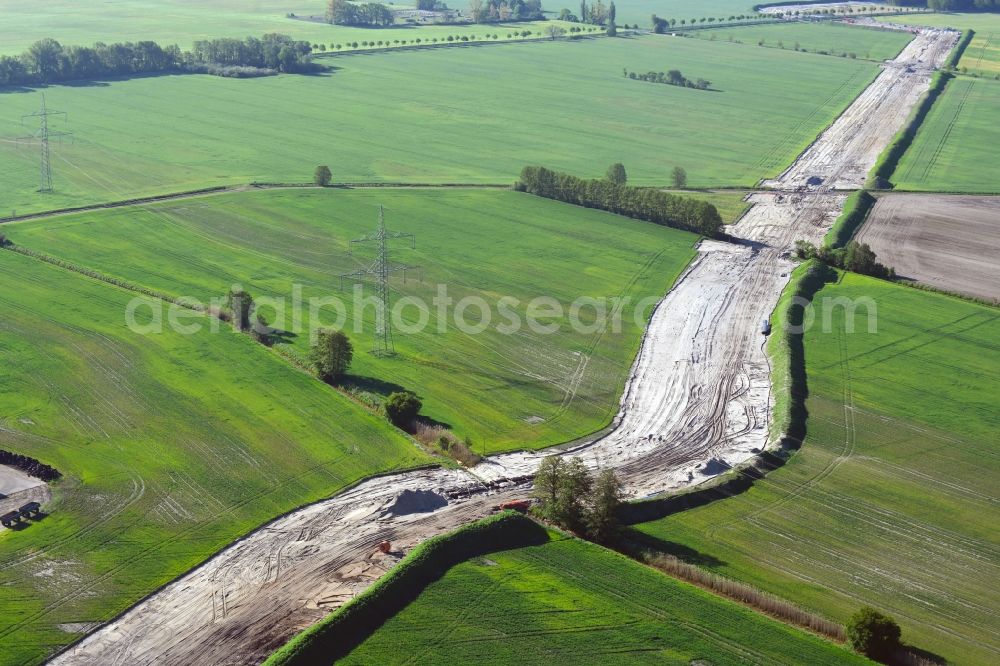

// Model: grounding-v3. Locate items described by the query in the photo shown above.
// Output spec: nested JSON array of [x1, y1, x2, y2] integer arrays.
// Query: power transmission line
[[340, 205, 418, 356], [20, 94, 71, 193]]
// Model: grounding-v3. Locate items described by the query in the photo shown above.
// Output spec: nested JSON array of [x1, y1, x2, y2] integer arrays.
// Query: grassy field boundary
[[309, 32, 606, 58], [3, 244, 204, 310], [619, 259, 838, 526], [824, 189, 876, 248], [2, 242, 430, 430], [894, 273, 1000, 308], [866, 70, 952, 188], [946, 28, 975, 69], [0, 183, 512, 225], [263, 512, 548, 666], [3, 183, 752, 226], [0, 186, 232, 224], [628, 548, 846, 641]]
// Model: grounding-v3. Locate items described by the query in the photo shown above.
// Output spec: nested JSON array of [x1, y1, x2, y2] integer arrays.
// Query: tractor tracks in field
[[46, 27, 964, 666], [0, 183, 512, 227]]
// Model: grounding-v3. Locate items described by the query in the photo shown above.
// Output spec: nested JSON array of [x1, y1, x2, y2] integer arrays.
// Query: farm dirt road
[[858, 193, 1000, 301], [50, 28, 958, 666]]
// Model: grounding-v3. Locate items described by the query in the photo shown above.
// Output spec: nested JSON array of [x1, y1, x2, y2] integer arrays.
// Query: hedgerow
[[263, 512, 548, 665]]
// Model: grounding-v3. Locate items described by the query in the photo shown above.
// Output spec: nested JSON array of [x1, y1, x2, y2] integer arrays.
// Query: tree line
[[623, 68, 711, 90], [0, 34, 314, 87], [189, 35, 313, 72], [469, 0, 545, 23], [532, 456, 623, 543], [326, 0, 395, 26], [794, 240, 895, 280], [651, 13, 768, 32], [516, 166, 723, 238]]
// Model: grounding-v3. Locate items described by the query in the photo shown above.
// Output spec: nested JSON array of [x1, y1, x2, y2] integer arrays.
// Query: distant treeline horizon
[[0, 34, 316, 87]]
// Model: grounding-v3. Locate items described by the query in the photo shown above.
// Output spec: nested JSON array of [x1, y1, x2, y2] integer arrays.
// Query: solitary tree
[[847, 607, 902, 661], [606, 162, 627, 185], [314, 165, 332, 187], [226, 287, 254, 332], [546, 24, 566, 40], [310, 328, 354, 382], [671, 166, 687, 189], [385, 390, 422, 428]]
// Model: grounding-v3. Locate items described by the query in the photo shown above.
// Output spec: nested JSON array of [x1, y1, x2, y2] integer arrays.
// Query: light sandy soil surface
[[0, 465, 50, 531], [49, 27, 958, 666], [858, 194, 1000, 302], [0, 464, 44, 496], [764, 28, 958, 190]]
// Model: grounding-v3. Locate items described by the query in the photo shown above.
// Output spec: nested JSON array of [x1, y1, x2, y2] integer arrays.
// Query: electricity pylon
[[20, 95, 70, 193], [339, 205, 418, 356]]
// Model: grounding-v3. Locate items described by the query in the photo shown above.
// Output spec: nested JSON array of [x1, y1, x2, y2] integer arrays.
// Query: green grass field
[[605, 0, 762, 27], [0, 0, 774, 49], [632, 273, 1000, 665], [339, 532, 872, 665], [0, 35, 880, 214], [893, 75, 1000, 192], [0, 249, 429, 665], [877, 12, 1000, 76], [0, 0, 579, 55], [691, 21, 913, 61], [682, 190, 751, 223], [7, 187, 698, 453]]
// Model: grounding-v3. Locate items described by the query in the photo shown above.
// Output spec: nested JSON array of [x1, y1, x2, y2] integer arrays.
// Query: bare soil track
[[49, 28, 958, 666], [858, 193, 1000, 302]]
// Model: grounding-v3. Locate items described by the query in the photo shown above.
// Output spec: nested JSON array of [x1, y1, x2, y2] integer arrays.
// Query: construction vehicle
[[495, 499, 531, 514]]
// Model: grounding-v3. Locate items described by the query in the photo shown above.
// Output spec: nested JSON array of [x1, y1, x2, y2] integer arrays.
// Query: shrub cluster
[[532, 457, 623, 543], [0, 449, 61, 482], [412, 422, 482, 466], [384, 391, 423, 429], [795, 239, 895, 280], [623, 68, 710, 90], [184, 63, 277, 78], [516, 166, 723, 237], [847, 606, 902, 660]]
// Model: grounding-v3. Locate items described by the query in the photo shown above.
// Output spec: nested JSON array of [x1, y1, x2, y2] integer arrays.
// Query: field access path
[[49, 28, 958, 666]]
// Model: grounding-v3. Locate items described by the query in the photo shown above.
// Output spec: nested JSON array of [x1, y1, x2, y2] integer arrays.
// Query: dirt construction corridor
[[49, 28, 959, 666]]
